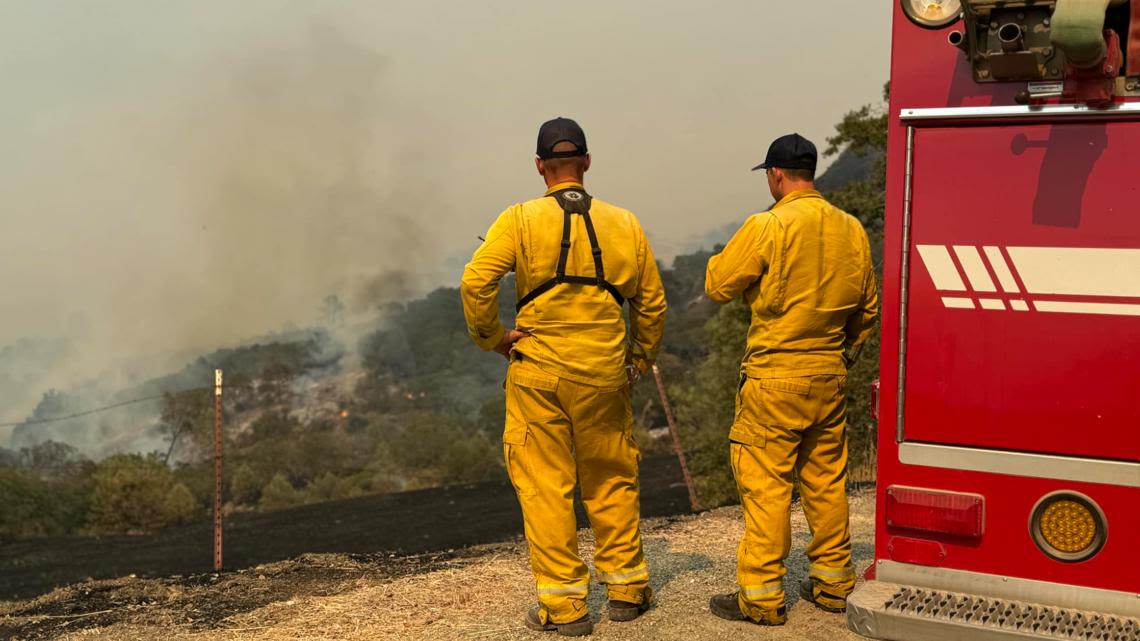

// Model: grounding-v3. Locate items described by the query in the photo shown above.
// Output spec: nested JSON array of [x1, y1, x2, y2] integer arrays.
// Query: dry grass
[[37, 491, 876, 641]]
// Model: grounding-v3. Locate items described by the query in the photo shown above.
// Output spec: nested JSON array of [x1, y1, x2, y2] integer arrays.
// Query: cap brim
[[751, 163, 769, 171]]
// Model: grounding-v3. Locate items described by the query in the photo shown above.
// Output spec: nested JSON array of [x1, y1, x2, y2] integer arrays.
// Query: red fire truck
[[847, 1, 1140, 639]]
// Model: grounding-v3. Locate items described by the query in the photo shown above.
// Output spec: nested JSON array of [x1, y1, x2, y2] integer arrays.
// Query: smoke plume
[[1, 19, 453, 448]]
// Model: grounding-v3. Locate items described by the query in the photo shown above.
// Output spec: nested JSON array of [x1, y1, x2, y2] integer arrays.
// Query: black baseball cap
[[537, 117, 588, 159], [752, 133, 817, 172]]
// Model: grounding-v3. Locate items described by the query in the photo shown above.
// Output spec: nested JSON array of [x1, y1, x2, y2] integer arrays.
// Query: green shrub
[[86, 454, 186, 534], [163, 483, 198, 525], [230, 462, 264, 506], [258, 473, 302, 510], [376, 411, 501, 490], [172, 461, 215, 511], [305, 472, 362, 502], [0, 467, 51, 539]]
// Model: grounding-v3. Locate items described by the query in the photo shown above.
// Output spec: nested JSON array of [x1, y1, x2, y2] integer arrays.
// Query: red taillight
[[885, 485, 985, 537]]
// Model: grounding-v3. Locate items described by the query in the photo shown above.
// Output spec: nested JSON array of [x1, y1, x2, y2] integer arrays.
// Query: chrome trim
[[896, 127, 915, 443], [900, 103, 1140, 122], [899, 442, 1140, 488], [877, 560, 1140, 619]]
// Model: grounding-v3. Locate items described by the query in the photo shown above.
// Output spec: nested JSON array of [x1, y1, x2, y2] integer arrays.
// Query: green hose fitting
[[1050, 0, 1113, 68]]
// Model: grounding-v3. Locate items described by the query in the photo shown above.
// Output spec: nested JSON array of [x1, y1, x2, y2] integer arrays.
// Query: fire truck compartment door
[[903, 121, 1140, 463]]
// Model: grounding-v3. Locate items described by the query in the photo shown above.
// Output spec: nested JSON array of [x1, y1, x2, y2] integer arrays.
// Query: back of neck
[[778, 182, 815, 200], [545, 175, 584, 189]]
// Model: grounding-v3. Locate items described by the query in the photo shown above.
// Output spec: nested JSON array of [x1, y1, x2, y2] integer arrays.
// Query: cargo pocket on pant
[[729, 442, 745, 495], [592, 384, 639, 474], [729, 378, 767, 448], [503, 428, 537, 497], [503, 364, 559, 498], [503, 402, 534, 496]]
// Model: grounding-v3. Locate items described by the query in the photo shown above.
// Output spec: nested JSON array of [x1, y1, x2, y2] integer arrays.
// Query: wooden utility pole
[[651, 365, 701, 512], [213, 369, 223, 572]]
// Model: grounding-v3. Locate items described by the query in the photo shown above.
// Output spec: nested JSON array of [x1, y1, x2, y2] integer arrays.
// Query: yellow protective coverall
[[705, 189, 879, 622], [461, 181, 667, 623]]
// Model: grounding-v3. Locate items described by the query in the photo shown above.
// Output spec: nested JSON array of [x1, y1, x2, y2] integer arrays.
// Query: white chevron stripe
[[952, 246, 998, 292], [1007, 247, 1140, 297], [1033, 301, 1140, 316], [918, 246, 1140, 317], [983, 246, 1021, 293], [916, 245, 967, 291], [942, 297, 976, 309]]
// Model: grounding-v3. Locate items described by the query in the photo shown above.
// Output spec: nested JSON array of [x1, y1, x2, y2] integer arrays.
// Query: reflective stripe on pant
[[504, 358, 648, 623], [729, 374, 855, 620]]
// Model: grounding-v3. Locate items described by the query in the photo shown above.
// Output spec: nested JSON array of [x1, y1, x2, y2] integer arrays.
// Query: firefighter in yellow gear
[[460, 117, 667, 637], [704, 133, 879, 626]]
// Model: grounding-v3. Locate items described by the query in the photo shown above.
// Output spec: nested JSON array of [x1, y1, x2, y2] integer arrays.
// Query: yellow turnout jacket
[[461, 182, 667, 387], [705, 189, 879, 378]]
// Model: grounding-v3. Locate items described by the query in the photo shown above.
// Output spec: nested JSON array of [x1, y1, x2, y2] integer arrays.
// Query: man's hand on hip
[[495, 329, 531, 359]]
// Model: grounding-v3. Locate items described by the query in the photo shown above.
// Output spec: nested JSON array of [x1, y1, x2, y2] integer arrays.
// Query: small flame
[[339, 410, 349, 418]]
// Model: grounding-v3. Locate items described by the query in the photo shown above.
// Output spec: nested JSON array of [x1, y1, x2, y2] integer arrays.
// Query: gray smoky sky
[[0, 1, 889, 429]]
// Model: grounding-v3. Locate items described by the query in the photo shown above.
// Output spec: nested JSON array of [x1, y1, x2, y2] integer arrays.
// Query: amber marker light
[[1030, 492, 1107, 563]]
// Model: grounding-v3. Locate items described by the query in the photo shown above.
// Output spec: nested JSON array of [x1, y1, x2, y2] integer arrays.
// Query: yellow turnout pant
[[503, 357, 648, 623], [729, 374, 856, 620]]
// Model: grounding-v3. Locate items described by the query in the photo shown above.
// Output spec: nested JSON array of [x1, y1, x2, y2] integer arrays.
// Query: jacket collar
[[774, 189, 822, 207], [545, 181, 584, 196]]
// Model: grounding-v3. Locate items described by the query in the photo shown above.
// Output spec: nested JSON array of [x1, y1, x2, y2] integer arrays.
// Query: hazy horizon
[[1, 1, 890, 428]]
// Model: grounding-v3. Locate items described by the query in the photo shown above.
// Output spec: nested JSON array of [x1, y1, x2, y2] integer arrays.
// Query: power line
[[0, 382, 261, 429], [0, 394, 169, 428]]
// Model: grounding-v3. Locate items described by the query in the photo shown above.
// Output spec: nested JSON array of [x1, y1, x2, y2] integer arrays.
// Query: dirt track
[[0, 491, 875, 641]]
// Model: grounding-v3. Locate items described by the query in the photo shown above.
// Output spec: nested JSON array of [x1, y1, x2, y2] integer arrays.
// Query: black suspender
[[515, 188, 626, 312]]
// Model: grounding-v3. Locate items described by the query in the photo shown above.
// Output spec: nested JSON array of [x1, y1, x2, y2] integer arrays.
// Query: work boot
[[608, 587, 653, 622], [799, 577, 847, 613], [708, 592, 786, 626], [524, 607, 593, 637]]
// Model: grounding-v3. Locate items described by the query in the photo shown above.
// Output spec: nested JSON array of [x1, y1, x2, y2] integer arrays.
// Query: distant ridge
[[684, 146, 881, 252]]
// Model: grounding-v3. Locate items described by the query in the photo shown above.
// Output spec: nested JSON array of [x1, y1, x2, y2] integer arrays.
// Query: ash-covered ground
[[1, 490, 875, 641]]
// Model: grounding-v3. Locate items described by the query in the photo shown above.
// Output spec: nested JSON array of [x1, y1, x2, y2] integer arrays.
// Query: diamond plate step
[[848, 581, 1140, 641]]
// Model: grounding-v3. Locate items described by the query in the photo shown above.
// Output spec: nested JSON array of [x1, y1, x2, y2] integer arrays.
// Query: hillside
[[5, 140, 879, 461]]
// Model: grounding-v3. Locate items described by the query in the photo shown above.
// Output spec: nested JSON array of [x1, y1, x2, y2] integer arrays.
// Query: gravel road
[[16, 490, 876, 641]]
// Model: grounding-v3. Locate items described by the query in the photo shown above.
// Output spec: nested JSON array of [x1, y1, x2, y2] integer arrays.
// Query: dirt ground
[[0, 491, 875, 641]]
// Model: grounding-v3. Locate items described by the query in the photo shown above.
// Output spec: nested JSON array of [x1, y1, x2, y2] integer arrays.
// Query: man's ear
[[583, 154, 591, 173], [535, 157, 544, 175]]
